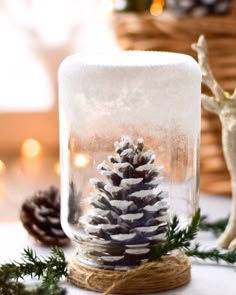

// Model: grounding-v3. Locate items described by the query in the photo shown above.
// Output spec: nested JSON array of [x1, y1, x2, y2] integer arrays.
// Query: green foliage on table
[[0, 210, 235, 294], [151, 208, 201, 260], [186, 244, 236, 264], [151, 209, 236, 264], [0, 248, 67, 295], [200, 215, 228, 235]]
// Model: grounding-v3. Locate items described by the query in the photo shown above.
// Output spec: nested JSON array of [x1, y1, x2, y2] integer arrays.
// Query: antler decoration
[[192, 35, 236, 249]]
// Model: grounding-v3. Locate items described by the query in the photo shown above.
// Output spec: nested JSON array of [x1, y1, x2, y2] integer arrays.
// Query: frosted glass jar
[[58, 52, 201, 269]]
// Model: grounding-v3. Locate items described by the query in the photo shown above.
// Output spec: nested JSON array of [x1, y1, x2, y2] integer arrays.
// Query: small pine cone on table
[[80, 137, 169, 268], [166, 0, 232, 16], [20, 186, 70, 247]]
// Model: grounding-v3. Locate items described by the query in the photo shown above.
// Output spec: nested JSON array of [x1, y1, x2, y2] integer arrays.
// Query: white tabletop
[[0, 194, 235, 295]]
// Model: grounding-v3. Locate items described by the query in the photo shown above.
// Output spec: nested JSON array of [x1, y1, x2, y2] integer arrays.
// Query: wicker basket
[[112, 3, 236, 195]]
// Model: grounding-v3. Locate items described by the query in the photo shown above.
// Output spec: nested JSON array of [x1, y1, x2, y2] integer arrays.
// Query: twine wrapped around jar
[[112, 2, 236, 195], [69, 252, 190, 294]]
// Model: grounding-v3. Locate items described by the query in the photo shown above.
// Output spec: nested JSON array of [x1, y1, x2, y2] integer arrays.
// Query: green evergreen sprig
[[151, 209, 236, 265], [200, 215, 228, 235], [0, 248, 67, 295], [151, 208, 201, 260], [186, 244, 236, 264]]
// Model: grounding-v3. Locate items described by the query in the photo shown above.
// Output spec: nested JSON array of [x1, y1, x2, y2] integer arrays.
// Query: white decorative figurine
[[193, 35, 236, 249]]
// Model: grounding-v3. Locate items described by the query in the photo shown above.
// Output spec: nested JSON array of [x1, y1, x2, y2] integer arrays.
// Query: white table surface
[[1, 194, 236, 295]]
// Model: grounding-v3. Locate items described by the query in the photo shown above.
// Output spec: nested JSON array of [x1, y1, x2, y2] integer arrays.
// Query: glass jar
[[58, 51, 201, 269]]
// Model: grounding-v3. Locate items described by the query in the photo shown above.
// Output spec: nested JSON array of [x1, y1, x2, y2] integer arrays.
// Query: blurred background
[[0, 0, 235, 222]]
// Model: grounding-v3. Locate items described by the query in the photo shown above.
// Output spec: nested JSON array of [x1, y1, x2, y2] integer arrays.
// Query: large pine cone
[[166, 0, 232, 16], [20, 186, 70, 247], [80, 137, 169, 268]]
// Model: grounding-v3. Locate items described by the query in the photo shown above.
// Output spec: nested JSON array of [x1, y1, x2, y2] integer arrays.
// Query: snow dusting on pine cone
[[80, 137, 169, 268]]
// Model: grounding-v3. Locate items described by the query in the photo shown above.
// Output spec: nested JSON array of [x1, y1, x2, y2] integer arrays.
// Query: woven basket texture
[[112, 3, 236, 195]]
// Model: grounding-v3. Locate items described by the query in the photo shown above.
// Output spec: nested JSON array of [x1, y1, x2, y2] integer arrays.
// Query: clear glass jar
[[58, 52, 201, 269]]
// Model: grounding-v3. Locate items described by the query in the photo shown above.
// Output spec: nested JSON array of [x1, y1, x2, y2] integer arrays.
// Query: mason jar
[[58, 51, 201, 269]]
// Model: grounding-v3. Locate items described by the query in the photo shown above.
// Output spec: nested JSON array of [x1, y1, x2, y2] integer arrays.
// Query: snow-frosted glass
[[58, 51, 201, 269]]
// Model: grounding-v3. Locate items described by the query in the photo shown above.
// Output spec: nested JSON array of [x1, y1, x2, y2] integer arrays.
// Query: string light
[[21, 138, 42, 159], [54, 161, 60, 175], [0, 160, 6, 175], [74, 154, 90, 168], [150, 0, 165, 16]]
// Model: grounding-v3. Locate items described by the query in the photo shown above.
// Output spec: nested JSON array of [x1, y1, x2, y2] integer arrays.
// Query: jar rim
[[59, 50, 198, 70]]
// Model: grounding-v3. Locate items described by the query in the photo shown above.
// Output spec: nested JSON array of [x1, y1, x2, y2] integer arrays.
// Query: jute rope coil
[[112, 3, 236, 195], [69, 252, 191, 294]]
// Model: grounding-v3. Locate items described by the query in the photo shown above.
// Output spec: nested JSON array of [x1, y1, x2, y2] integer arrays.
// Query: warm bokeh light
[[74, 154, 90, 168], [150, 0, 164, 16], [54, 161, 60, 175], [21, 138, 42, 159], [0, 160, 6, 175]]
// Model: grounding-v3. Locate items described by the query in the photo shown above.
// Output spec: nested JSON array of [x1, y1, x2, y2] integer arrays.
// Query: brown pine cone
[[20, 186, 70, 247], [166, 0, 232, 16]]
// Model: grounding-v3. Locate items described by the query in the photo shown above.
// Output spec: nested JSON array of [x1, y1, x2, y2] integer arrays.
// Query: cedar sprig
[[0, 248, 67, 295], [0, 281, 42, 295], [151, 208, 201, 260], [200, 215, 228, 235], [0, 282, 66, 295], [151, 209, 236, 266], [167, 208, 201, 249], [186, 244, 236, 264]]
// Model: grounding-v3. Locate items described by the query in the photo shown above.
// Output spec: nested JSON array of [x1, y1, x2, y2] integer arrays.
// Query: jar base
[[68, 251, 191, 294]]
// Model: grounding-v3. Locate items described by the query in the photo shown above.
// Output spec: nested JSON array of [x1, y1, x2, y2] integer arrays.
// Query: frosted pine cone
[[20, 186, 70, 247], [166, 0, 232, 16], [80, 137, 169, 268]]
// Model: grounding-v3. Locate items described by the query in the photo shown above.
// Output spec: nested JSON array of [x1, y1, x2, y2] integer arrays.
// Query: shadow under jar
[[58, 51, 201, 270]]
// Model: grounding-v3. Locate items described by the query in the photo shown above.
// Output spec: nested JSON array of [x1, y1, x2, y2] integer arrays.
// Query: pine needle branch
[[0, 248, 68, 295], [151, 208, 201, 260], [151, 209, 236, 266], [186, 244, 236, 264], [167, 207, 201, 249], [199, 216, 228, 235]]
